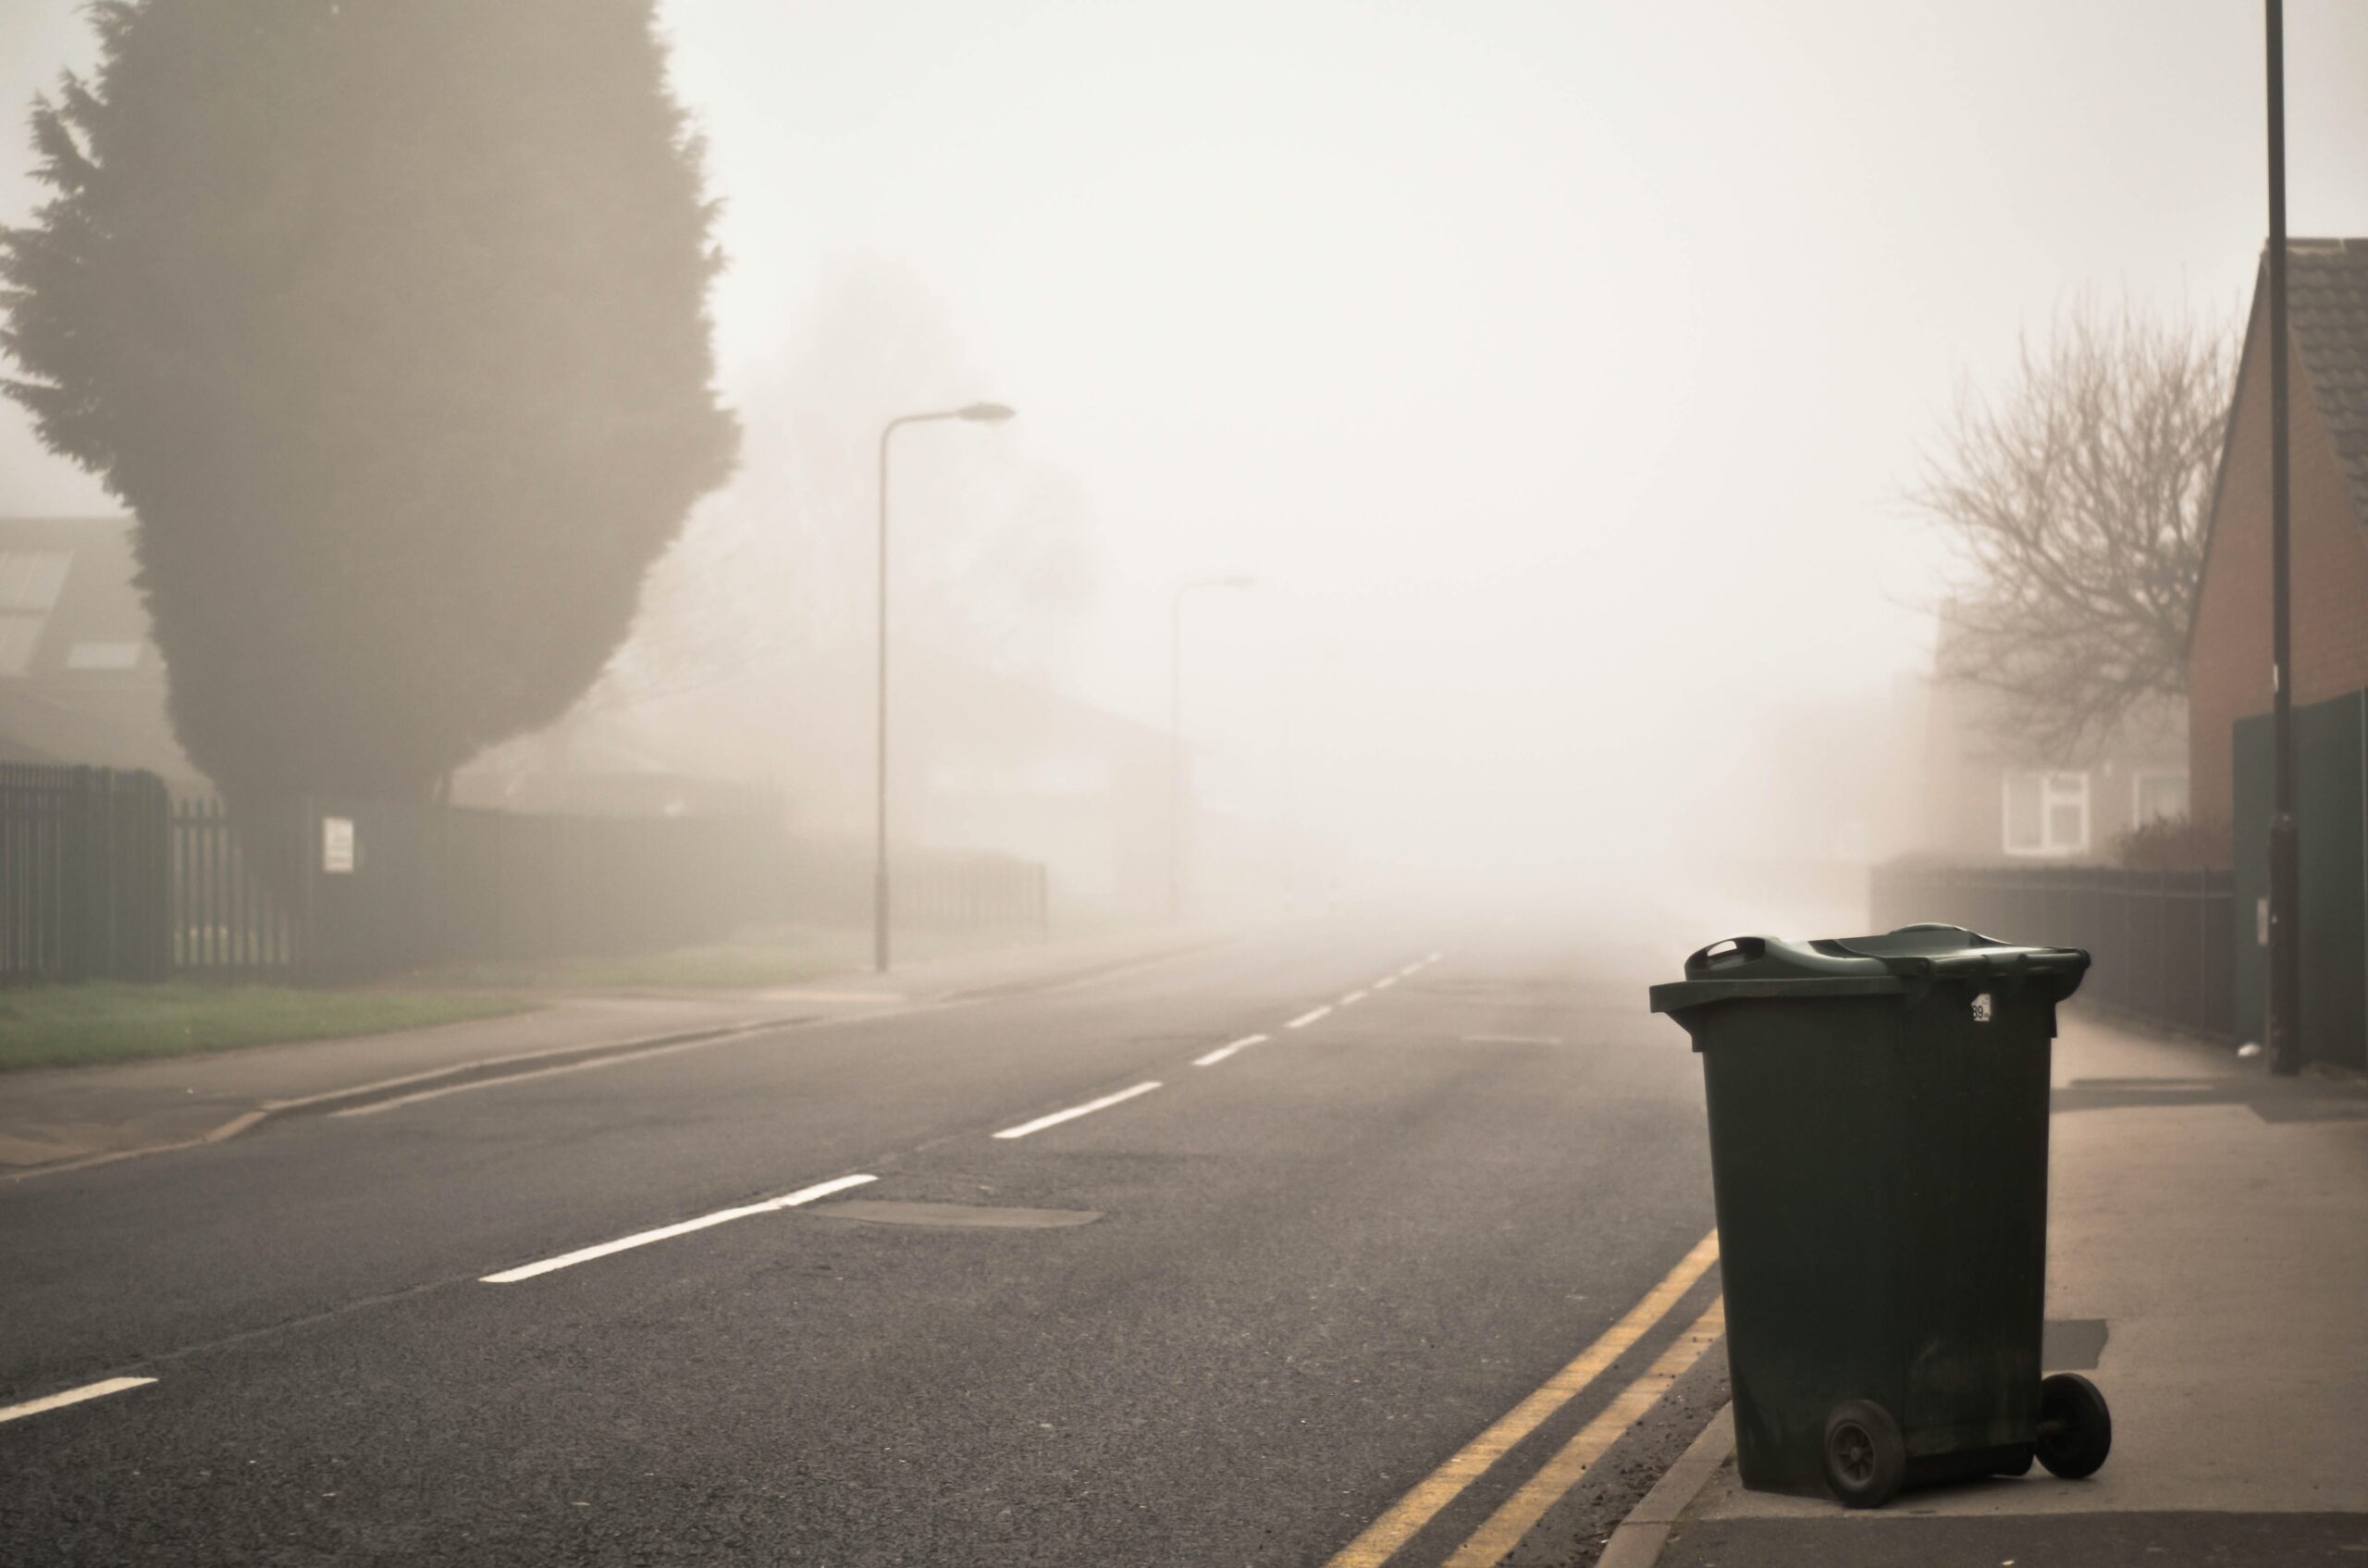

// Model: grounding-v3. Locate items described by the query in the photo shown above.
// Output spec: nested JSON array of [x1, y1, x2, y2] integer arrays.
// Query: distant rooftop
[[0, 516, 190, 775], [0, 517, 154, 682]]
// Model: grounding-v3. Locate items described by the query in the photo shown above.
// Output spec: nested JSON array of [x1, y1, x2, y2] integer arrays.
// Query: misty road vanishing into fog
[[0, 930, 1728, 1567]]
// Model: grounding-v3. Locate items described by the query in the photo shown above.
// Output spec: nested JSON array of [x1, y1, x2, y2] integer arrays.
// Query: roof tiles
[[2290, 239, 2368, 517]]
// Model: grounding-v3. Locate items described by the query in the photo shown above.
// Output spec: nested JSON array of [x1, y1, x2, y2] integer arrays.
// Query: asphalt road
[[0, 925, 1726, 1566]]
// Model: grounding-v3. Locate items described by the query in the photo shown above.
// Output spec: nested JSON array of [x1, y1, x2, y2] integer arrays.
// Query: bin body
[[1651, 926, 2086, 1500]]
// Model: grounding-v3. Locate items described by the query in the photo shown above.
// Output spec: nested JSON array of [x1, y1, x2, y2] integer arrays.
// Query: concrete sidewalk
[[1611, 1009, 2368, 1567], [0, 926, 1229, 1179]]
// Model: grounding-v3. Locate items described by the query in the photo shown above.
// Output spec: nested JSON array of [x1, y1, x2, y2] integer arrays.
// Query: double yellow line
[[1326, 1231, 1722, 1568]]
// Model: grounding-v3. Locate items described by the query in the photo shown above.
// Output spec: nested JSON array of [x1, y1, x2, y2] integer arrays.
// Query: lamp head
[[957, 401, 1017, 423]]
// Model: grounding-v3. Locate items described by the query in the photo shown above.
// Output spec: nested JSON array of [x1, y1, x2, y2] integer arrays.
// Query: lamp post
[[1169, 574, 1253, 923], [2263, 1, 2302, 1075], [876, 401, 1015, 973]]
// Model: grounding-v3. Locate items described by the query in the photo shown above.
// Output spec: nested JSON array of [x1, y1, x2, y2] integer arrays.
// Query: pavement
[[1605, 1008, 2368, 1568]]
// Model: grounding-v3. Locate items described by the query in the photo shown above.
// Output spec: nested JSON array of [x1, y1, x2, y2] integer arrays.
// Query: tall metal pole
[[1169, 586, 1184, 925], [871, 402, 1016, 974], [875, 420, 899, 975], [2265, 0, 2303, 1076]]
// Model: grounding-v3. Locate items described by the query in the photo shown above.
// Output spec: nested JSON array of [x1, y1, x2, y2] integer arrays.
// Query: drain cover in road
[[807, 1200, 1104, 1229]]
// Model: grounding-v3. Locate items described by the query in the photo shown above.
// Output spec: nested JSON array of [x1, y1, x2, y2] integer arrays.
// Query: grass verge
[[0, 983, 536, 1073], [413, 923, 1033, 992], [0, 923, 1045, 1073]]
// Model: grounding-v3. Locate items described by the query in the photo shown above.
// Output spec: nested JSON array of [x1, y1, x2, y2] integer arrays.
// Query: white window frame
[[0, 613, 40, 675], [2129, 770, 2188, 828], [65, 640, 142, 672], [0, 551, 70, 613], [2002, 771, 2090, 858]]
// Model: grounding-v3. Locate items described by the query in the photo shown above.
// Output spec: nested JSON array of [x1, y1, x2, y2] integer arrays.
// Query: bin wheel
[[2035, 1373, 2111, 1479], [1821, 1400, 1906, 1509]]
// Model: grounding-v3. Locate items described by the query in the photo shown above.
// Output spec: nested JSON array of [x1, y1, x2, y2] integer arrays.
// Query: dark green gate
[[2234, 686, 2368, 1070]]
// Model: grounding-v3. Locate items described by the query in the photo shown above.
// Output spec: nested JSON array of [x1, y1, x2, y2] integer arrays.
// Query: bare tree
[[1912, 298, 2236, 760]]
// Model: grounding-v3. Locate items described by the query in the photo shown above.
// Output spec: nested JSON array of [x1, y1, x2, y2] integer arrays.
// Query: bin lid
[[1646, 923, 2090, 1017]]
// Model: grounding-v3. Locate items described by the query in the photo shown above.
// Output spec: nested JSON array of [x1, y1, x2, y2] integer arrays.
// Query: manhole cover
[[807, 1200, 1103, 1229]]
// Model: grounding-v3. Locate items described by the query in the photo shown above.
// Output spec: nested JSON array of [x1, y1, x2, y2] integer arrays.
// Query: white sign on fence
[[323, 816, 356, 874]]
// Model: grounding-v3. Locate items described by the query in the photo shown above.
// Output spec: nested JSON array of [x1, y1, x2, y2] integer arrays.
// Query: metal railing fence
[[1869, 861, 2235, 1043], [0, 764, 170, 982], [0, 769, 1050, 982]]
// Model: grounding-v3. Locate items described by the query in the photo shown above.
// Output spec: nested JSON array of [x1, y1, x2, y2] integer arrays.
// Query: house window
[[2132, 771, 2188, 827], [0, 614, 41, 675], [2003, 772, 2089, 856], [0, 551, 70, 612], [66, 640, 141, 672]]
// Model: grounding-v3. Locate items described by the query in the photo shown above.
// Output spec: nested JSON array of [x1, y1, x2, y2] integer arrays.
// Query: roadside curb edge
[[934, 933, 1234, 1002], [0, 933, 1245, 1185], [1, 1014, 817, 1184], [1597, 1402, 1734, 1568]]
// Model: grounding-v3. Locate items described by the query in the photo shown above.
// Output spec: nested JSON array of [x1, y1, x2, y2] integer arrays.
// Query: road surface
[[0, 926, 1728, 1566]]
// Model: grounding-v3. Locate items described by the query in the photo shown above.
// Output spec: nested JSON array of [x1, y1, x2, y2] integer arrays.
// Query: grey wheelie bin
[[1648, 924, 2112, 1508]]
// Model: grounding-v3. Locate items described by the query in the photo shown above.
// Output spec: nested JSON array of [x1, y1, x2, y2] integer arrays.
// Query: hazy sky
[[4, 1, 2366, 907]]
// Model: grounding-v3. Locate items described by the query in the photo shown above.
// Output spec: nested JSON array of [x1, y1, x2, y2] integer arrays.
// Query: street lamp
[[2263, 0, 2303, 1076], [876, 401, 1016, 973], [1170, 574, 1254, 923]]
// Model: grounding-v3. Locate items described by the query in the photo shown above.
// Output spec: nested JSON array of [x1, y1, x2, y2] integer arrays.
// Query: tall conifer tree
[[0, 1, 738, 800]]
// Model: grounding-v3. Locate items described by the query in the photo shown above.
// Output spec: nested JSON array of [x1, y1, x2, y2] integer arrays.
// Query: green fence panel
[[2234, 687, 2368, 1070]]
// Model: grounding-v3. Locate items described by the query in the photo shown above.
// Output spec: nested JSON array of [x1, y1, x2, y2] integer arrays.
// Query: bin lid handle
[[1686, 936, 1767, 972]]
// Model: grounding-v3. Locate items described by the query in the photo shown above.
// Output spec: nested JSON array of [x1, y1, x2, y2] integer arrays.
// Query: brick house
[[2187, 238, 2368, 830], [1913, 609, 2189, 865]]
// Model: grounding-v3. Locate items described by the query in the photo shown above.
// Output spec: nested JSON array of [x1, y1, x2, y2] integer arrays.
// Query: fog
[[5, 0, 2367, 946]]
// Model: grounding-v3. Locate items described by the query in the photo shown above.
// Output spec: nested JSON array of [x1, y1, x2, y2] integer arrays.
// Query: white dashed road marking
[[0, 1377, 156, 1426], [993, 1082, 1164, 1141], [481, 1174, 877, 1284], [12, 945, 1468, 1434], [1194, 1034, 1269, 1067]]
